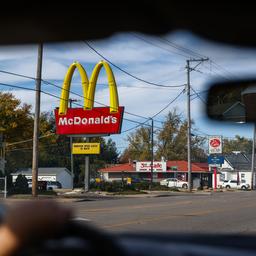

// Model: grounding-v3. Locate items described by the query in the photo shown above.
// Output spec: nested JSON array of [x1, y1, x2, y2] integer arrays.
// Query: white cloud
[[5, 89, 58, 113], [0, 31, 256, 150]]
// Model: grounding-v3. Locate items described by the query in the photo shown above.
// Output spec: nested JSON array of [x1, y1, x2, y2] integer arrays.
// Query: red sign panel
[[210, 139, 221, 148], [55, 107, 124, 135]]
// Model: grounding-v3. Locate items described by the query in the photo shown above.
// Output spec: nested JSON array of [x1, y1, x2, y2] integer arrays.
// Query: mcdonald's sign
[[55, 61, 124, 135]]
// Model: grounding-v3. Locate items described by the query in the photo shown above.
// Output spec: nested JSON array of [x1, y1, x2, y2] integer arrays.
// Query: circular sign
[[210, 138, 221, 147]]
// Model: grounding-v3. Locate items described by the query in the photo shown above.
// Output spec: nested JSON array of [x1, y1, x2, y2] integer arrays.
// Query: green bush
[[90, 180, 182, 192], [10, 174, 30, 194], [90, 180, 137, 192]]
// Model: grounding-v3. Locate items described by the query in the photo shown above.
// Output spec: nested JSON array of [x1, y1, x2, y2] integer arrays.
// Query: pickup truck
[[220, 180, 250, 190]]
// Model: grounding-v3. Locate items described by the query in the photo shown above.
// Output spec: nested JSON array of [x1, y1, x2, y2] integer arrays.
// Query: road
[[67, 191, 256, 234]]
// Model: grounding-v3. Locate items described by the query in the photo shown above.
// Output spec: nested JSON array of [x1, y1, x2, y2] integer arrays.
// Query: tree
[[223, 135, 252, 154], [74, 137, 120, 184], [0, 92, 34, 173], [120, 109, 207, 163], [120, 126, 152, 162], [156, 111, 206, 162], [0, 92, 33, 142], [156, 110, 183, 160]]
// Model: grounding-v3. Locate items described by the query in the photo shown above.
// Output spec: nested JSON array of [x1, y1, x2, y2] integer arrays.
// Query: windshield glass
[[1, 31, 256, 236]]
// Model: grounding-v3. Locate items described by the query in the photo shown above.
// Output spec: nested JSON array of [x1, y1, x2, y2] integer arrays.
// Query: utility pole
[[150, 118, 154, 188], [251, 124, 256, 190], [32, 44, 43, 197], [186, 58, 208, 192], [69, 98, 78, 189]]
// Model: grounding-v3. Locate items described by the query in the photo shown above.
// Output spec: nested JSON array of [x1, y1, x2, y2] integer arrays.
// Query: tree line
[[0, 92, 253, 184]]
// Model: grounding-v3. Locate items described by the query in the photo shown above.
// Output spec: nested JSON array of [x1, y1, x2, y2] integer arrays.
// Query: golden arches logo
[[59, 60, 119, 115]]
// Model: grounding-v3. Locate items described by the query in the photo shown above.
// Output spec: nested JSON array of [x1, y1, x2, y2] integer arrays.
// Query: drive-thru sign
[[72, 143, 100, 154]]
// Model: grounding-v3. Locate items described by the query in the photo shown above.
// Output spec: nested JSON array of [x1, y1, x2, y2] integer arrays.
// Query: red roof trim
[[99, 161, 209, 173]]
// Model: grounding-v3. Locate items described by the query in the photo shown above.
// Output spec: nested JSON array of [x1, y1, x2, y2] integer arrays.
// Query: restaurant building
[[98, 160, 210, 188]]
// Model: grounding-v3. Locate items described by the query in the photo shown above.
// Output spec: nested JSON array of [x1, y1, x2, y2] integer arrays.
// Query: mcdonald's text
[[55, 107, 124, 135]]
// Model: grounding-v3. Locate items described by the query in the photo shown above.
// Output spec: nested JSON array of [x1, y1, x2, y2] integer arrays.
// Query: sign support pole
[[150, 118, 154, 188], [214, 166, 217, 190], [84, 138, 89, 192]]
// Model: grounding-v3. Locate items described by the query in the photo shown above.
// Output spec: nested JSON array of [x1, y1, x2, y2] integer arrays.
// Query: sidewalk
[[1, 189, 221, 202]]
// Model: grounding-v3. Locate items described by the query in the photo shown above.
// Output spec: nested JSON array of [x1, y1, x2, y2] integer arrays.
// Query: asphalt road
[[68, 191, 256, 234]]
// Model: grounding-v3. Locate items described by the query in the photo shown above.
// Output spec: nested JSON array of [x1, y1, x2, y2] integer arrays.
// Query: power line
[[122, 89, 185, 133], [157, 36, 208, 59], [130, 33, 191, 59], [6, 133, 55, 147], [0, 69, 36, 80], [6, 141, 70, 152], [151, 88, 186, 119], [190, 86, 207, 105], [83, 41, 186, 88], [0, 67, 187, 134], [0, 82, 35, 91], [210, 60, 238, 79], [0, 71, 152, 122], [132, 33, 238, 82], [0, 67, 188, 127], [0, 69, 186, 131], [0, 81, 168, 135]]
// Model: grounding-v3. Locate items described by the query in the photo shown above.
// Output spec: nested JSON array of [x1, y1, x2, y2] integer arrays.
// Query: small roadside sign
[[208, 155, 224, 165], [72, 143, 100, 154]]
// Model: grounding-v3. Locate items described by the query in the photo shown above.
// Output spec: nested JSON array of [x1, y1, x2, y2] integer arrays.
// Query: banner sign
[[72, 143, 100, 154], [208, 136, 222, 154], [136, 161, 167, 172], [55, 61, 124, 135]]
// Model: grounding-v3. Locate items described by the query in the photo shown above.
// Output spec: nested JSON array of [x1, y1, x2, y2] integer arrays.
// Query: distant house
[[214, 152, 256, 188], [11, 167, 72, 189]]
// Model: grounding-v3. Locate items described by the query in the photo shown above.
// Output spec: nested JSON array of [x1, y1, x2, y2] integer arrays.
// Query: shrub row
[[90, 181, 180, 192]]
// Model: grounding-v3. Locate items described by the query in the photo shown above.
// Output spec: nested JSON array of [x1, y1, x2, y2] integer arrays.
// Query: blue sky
[[0, 31, 256, 153]]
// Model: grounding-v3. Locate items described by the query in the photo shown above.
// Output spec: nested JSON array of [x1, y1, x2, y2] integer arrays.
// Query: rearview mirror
[[207, 80, 256, 123]]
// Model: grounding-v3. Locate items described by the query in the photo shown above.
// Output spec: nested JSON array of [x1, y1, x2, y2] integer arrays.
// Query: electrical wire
[[83, 41, 186, 88], [0, 81, 169, 136], [0, 70, 188, 135], [190, 86, 207, 105], [130, 33, 191, 59], [130, 33, 238, 83], [151, 88, 186, 119], [157, 36, 208, 59], [6, 133, 55, 147]]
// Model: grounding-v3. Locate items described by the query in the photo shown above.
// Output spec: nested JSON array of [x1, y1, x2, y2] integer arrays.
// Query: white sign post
[[208, 136, 222, 154]]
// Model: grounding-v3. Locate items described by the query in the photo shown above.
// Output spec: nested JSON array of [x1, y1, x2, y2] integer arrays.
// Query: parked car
[[160, 178, 173, 186], [27, 179, 32, 188], [26, 180, 62, 190], [221, 180, 250, 190], [167, 178, 188, 189], [46, 181, 62, 190]]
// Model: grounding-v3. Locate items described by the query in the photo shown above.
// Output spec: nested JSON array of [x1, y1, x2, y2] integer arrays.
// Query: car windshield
[[1, 29, 256, 241]]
